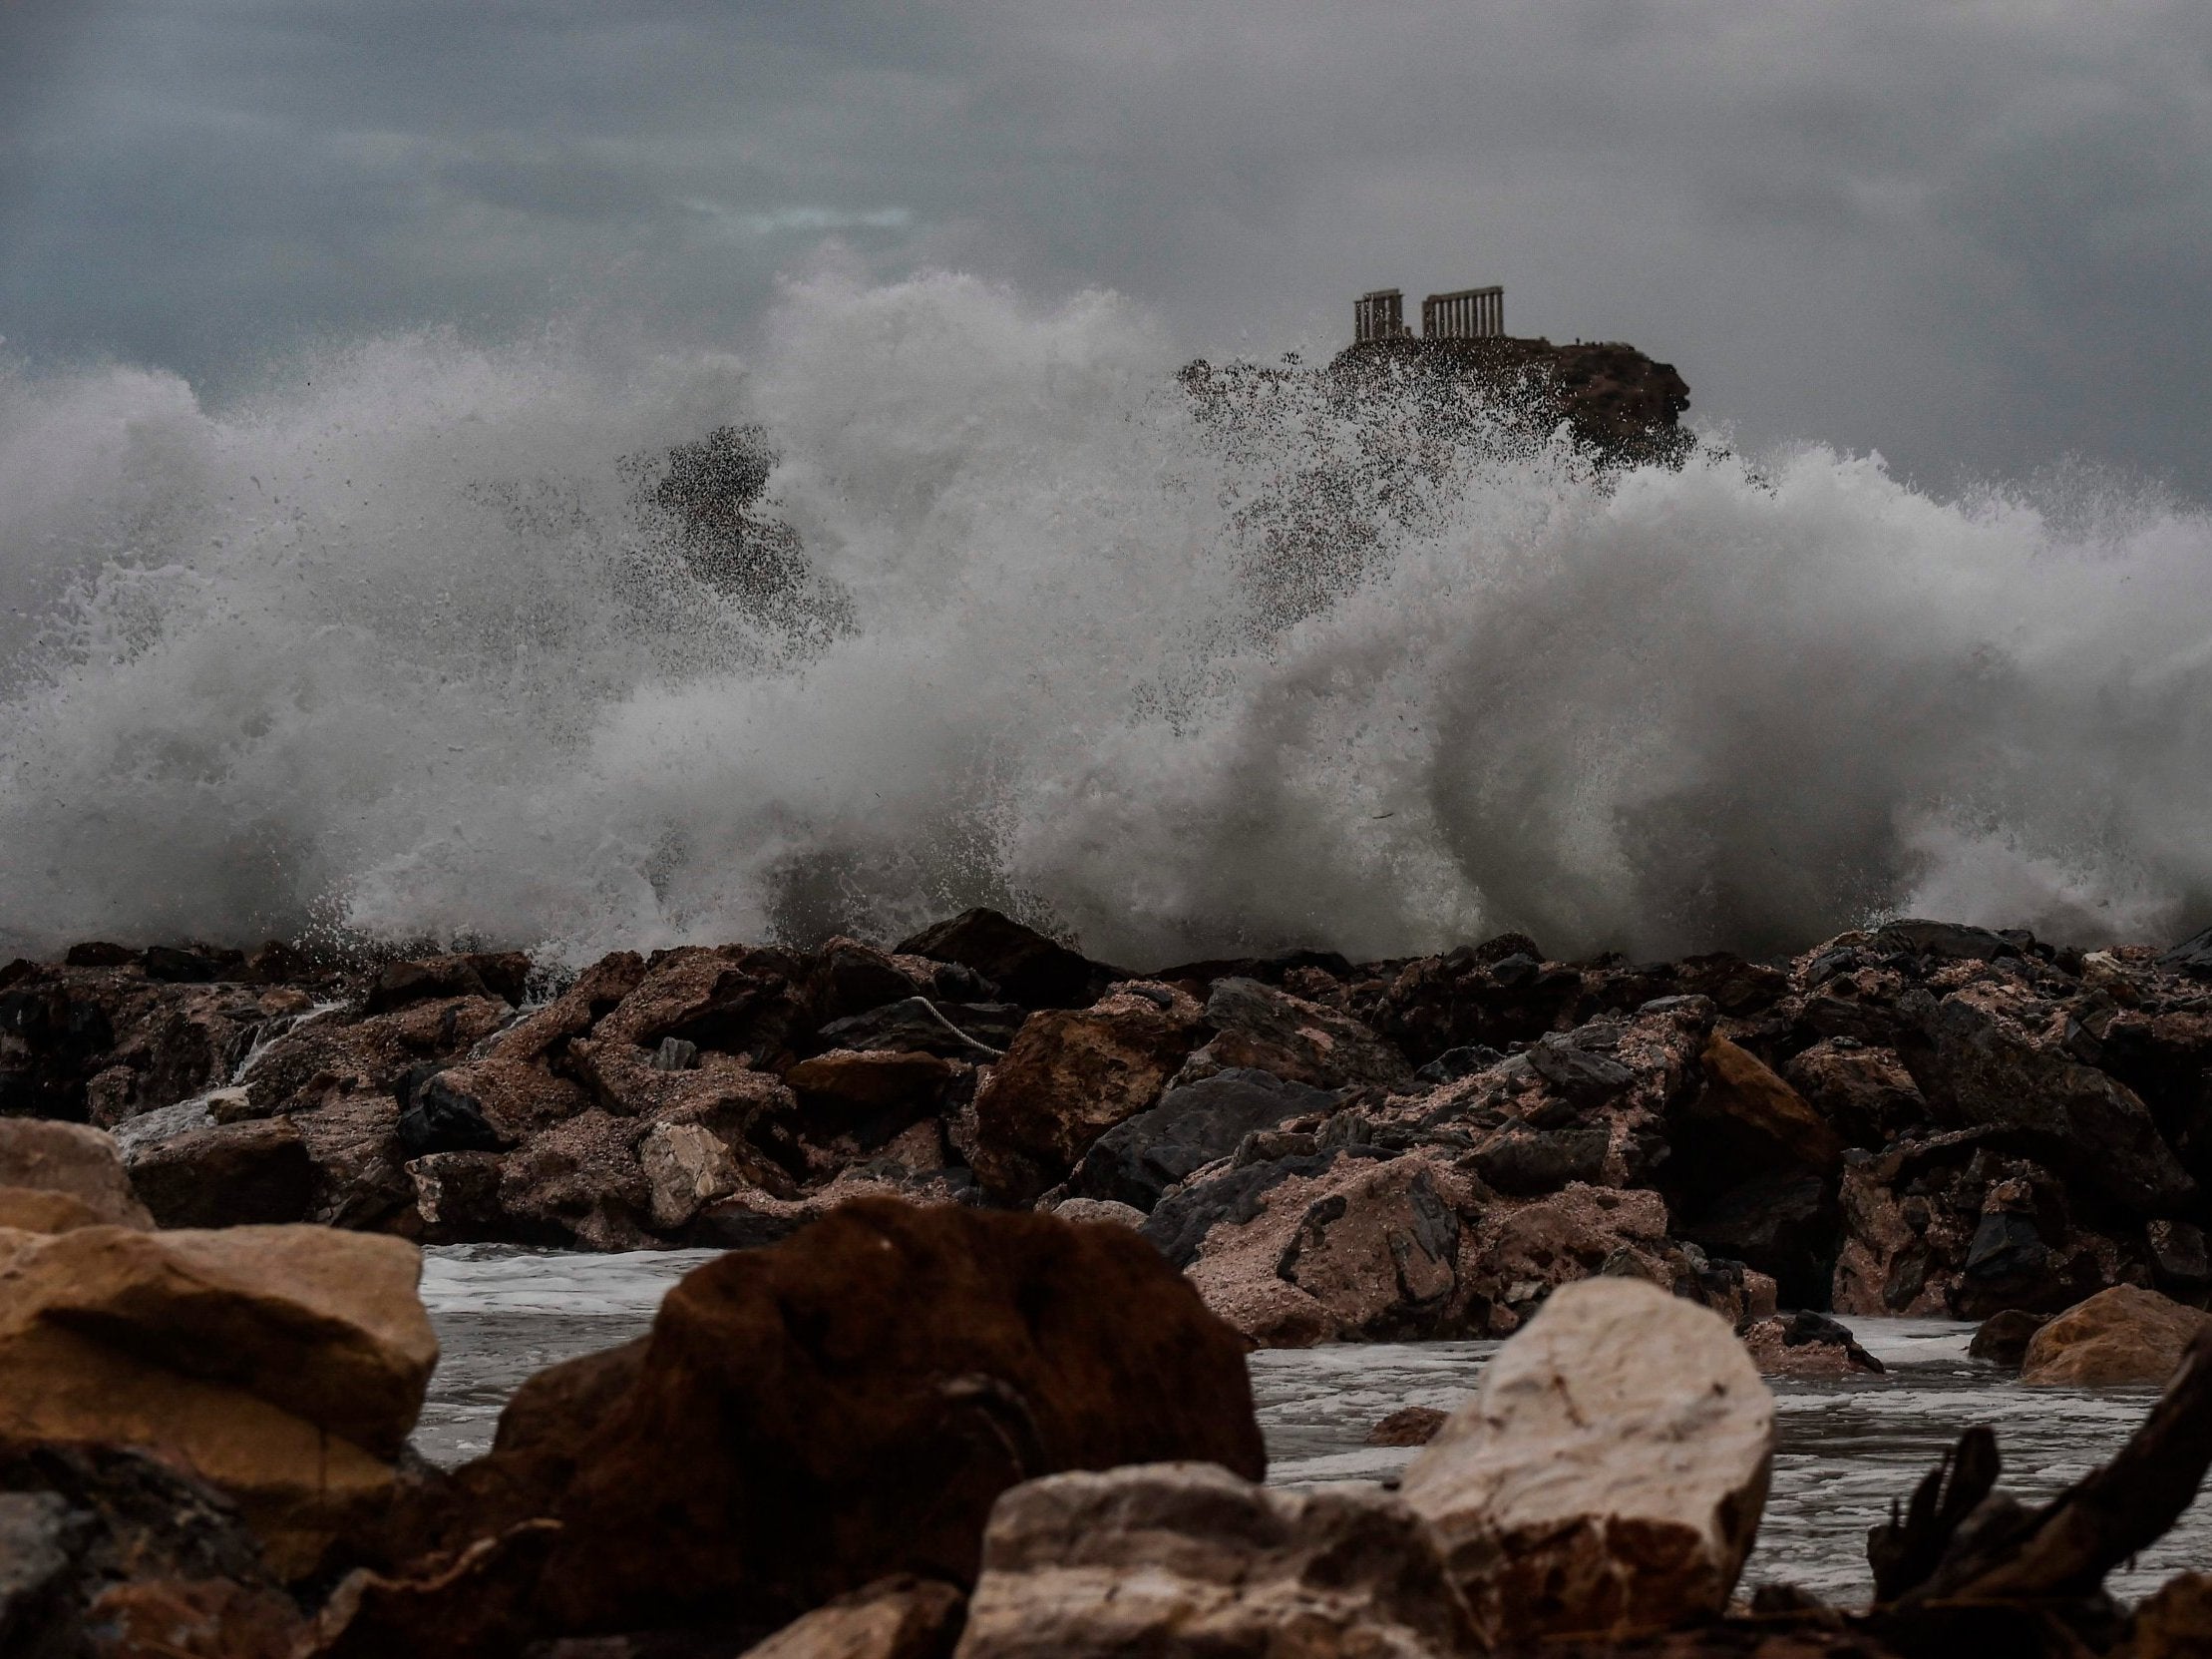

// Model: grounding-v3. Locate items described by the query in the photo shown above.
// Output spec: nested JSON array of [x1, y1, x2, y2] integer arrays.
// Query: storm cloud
[[3, 0, 2209, 494]]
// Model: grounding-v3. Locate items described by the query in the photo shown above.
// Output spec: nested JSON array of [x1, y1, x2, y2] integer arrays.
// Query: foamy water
[[417, 1247, 2206, 1605], [4, 272, 2210, 966]]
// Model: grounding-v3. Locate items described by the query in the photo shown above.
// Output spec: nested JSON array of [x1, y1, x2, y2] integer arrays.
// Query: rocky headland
[[9, 911, 2212, 1653]]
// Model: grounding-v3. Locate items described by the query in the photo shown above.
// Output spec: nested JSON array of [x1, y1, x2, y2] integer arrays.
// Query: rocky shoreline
[[11, 911, 2212, 1653], [12, 911, 2212, 1339]]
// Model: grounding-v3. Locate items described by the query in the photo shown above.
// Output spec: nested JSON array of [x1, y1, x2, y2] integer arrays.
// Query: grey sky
[[4, 0, 2208, 496]]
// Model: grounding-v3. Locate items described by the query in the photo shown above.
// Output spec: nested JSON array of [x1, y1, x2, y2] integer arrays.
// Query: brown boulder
[[0, 1116, 153, 1227], [0, 1224, 436, 1576], [968, 983, 1205, 1205], [894, 909, 1113, 1010], [953, 1461, 1478, 1659], [497, 1109, 656, 1249], [1739, 1312, 1884, 1377], [528, 1197, 1263, 1634], [1367, 1405, 1450, 1447], [2021, 1285, 2212, 1388], [237, 995, 514, 1116], [125, 1116, 315, 1228], [1174, 976, 1411, 1090], [1782, 1038, 1927, 1148]]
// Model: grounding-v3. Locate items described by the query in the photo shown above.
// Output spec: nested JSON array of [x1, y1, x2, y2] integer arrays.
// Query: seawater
[[5, 271, 2212, 968], [417, 1245, 2209, 1605]]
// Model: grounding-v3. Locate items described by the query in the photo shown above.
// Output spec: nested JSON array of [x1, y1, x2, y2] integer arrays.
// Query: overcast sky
[[4, 0, 2208, 498]]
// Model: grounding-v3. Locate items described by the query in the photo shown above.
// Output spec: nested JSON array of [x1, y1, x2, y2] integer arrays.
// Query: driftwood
[[1862, 1325, 2212, 1653]]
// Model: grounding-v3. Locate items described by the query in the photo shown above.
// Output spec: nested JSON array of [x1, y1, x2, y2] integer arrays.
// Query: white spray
[[1, 270, 2206, 966]]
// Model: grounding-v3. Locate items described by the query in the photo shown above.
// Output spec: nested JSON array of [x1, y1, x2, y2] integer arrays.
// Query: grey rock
[[1075, 1068, 1336, 1211]]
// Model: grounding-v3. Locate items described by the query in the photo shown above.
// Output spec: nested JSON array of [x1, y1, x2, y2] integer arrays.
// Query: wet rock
[[741, 1575, 966, 1659], [126, 1116, 316, 1228], [1370, 942, 1588, 1064], [1740, 1311, 1884, 1377], [1912, 982, 2195, 1215], [785, 1049, 956, 1146], [0, 1442, 299, 1659], [894, 909, 1114, 1010], [817, 999, 1023, 1060], [2021, 1284, 2212, 1388], [1398, 1276, 1773, 1644], [364, 952, 533, 1016], [498, 1110, 656, 1250], [528, 1198, 1263, 1635], [1831, 1133, 2142, 1319], [0, 1117, 153, 1228], [1969, 1308, 2051, 1369], [1367, 1405, 1451, 1447], [306, 1519, 561, 1659], [409, 1150, 510, 1239], [0, 1223, 436, 1577], [290, 1091, 415, 1230], [1460, 1183, 1736, 1338], [1871, 919, 2019, 963], [968, 983, 1206, 1206], [589, 947, 813, 1061], [1186, 1150, 1477, 1346], [1070, 1067, 1335, 1211], [639, 1121, 747, 1232], [406, 1057, 587, 1146], [1044, 1196, 1144, 1229], [239, 995, 514, 1118], [2149, 1218, 2212, 1290], [143, 944, 242, 985], [953, 1461, 1477, 1659], [1174, 977, 1411, 1091], [485, 953, 647, 1067], [1466, 1120, 1609, 1196], [397, 1070, 509, 1156], [1782, 1039, 1928, 1150]]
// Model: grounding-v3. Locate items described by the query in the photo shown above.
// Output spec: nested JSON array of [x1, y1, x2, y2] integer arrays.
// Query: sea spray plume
[[1, 272, 2211, 962]]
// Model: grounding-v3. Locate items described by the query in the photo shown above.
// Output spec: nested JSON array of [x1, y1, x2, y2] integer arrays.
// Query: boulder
[[497, 1110, 656, 1250], [785, 1049, 955, 1146], [2020, 1285, 2212, 1388], [1830, 1132, 2141, 1319], [1913, 983, 2195, 1215], [1969, 1308, 2051, 1369], [588, 946, 813, 1062], [967, 984, 1205, 1205], [1397, 1276, 1773, 1644], [125, 1117, 315, 1228], [1367, 1406, 1451, 1448], [1176, 1148, 1479, 1347], [0, 1224, 437, 1576], [817, 999, 1024, 1061], [0, 1442, 301, 1659], [401, 1058, 586, 1150], [1782, 1039, 1928, 1149], [0, 1117, 153, 1227], [1071, 1067, 1336, 1211], [1739, 1312, 1884, 1377], [290, 1090, 416, 1230], [894, 910, 1112, 1010], [639, 1120, 747, 1232], [952, 1461, 1478, 1659], [1174, 978, 1412, 1091], [528, 1198, 1264, 1634], [1044, 1197, 1143, 1229], [237, 995, 514, 1117], [742, 1575, 967, 1659], [362, 951, 531, 1016]]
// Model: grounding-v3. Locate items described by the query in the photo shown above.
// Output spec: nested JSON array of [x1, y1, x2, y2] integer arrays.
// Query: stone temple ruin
[[1353, 284, 1504, 344]]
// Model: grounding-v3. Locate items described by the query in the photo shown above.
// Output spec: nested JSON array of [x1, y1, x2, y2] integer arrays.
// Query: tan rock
[[1046, 1197, 1144, 1229], [1398, 1276, 1773, 1644], [0, 1222, 437, 1577], [2021, 1284, 2212, 1388], [953, 1461, 1478, 1659], [0, 1116, 153, 1227], [640, 1120, 746, 1231], [969, 983, 1205, 1205], [0, 1186, 115, 1233], [743, 1575, 967, 1659]]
